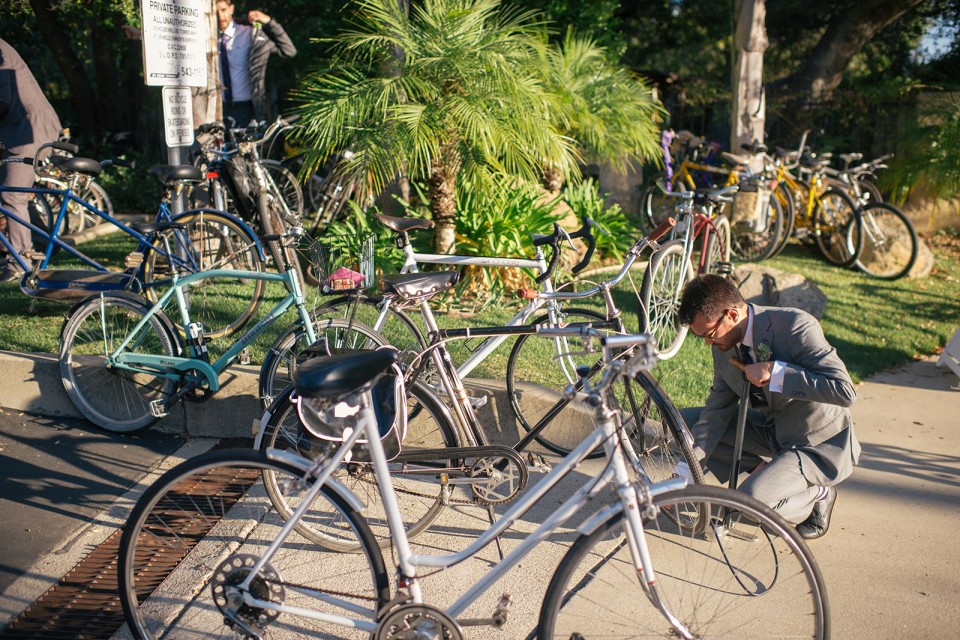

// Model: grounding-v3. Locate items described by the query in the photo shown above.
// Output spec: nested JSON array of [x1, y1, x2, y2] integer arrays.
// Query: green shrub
[[562, 178, 634, 260]]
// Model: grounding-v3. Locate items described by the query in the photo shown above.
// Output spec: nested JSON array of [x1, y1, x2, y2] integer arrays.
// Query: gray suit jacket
[[0, 38, 62, 155], [693, 304, 860, 484]]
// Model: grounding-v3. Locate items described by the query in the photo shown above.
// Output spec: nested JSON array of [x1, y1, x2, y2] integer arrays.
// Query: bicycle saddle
[[131, 221, 186, 236], [48, 155, 102, 177], [374, 213, 434, 233], [149, 165, 204, 185], [380, 271, 459, 301], [294, 348, 399, 399]]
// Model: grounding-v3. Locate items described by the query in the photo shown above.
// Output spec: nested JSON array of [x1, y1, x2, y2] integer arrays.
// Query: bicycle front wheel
[[142, 210, 266, 340], [640, 240, 694, 359], [258, 380, 460, 551], [639, 182, 676, 233], [730, 191, 784, 262], [59, 294, 179, 433], [814, 188, 863, 267], [854, 202, 918, 280], [262, 158, 304, 220], [703, 213, 732, 272], [118, 448, 389, 640], [539, 484, 829, 639]]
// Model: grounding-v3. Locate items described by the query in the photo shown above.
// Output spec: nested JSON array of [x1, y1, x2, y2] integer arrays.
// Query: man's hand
[[247, 10, 271, 24], [729, 358, 773, 387]]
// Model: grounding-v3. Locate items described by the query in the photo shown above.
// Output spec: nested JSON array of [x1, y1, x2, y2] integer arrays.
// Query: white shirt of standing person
[[221, 21, 253, 102]]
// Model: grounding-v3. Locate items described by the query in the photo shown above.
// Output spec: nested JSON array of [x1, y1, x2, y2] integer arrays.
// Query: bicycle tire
[[770, 181, 797, 257], [59, 293, 179, 433], [639, 240, 694, 359], [118, 448, 390, 640], [730, 189, 784, 262], [853, 202, 918, 280], [262, 158, 304, 220], [258, 380, 460, 551], [814, 187, 863, 268], [308, 294, 425, 357], [141, 209, 266, 340], [703, 213, 732, 272], [73, 180, 112, 232], [538, 484, 829, 639], [259, 316, 396, 409], [639, 182, 676, 234]]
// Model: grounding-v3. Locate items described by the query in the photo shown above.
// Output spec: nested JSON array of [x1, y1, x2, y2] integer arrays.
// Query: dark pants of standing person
[[224, 100, 255, 128], [0, 145, 39, 275]]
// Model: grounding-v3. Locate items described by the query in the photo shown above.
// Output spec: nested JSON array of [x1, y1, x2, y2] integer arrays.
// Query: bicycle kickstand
[[485, 504, 506, 561]]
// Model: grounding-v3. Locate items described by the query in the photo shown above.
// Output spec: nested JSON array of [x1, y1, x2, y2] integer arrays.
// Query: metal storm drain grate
[[2, 448, 258, 639]]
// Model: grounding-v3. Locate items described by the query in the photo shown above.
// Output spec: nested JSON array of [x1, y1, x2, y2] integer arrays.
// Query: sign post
[[140, 0, 208, 213]]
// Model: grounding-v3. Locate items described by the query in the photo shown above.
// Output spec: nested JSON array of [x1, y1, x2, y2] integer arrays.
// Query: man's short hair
[[678, 274, 745, 325]]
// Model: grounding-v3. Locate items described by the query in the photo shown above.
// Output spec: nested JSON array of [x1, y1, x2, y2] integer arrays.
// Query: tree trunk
[[541, 165, 565, 195], [28, 0, 98, 144], [428, 142, 462, 254], [731, 0, 766, 171], [91, 26, 122, 140], [782, 0, 925, 103]]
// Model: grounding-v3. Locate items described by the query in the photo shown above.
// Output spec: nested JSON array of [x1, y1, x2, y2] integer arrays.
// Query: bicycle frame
[[0, 182, 264, 286], [104, 266, 317, 395], [240, 338, 687, 633]]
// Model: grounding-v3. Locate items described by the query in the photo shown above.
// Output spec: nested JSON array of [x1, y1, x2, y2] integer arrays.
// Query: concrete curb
[[0, 350, 261, 438]]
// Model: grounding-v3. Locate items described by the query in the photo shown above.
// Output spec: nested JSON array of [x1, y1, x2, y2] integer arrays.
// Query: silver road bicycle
[[117, 327, 829, 639]]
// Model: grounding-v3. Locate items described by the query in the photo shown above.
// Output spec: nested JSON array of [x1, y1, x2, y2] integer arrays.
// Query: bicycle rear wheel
[[814, 188, 863, 267], [639, 240, 695, 359], [854, 202, 918, 279], [262, 158, 304, 220], [59, 294, 179, 433], [702, 214, 732, 272], [730, 190, 784, 262], [639, 182, 676, 233], [118, 448, 389, 640], [258, 380, 460, 551], [538, 484, 829, 639], [141, 210, 266, 340]]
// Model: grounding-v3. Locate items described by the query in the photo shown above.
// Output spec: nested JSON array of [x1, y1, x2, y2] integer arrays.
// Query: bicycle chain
[[347, 464, 500, 506]]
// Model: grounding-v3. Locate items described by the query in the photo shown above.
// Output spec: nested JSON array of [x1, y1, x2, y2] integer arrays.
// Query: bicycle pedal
[[149, 399, 168, 418], [467, 394, 488, 410], [124, 251, 144, 269], [25, 250, 45, 262], [526, 452, 551, 474], [239, 348, 251, 366]]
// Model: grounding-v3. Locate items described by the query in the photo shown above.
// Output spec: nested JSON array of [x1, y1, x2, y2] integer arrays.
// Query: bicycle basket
[[731, 179, 772, 232], [302, 233, 375, 294], [294, 360, 407, 462]]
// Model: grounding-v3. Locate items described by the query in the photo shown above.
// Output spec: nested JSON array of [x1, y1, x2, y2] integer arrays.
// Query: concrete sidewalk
[[0, 352, 958, 637]]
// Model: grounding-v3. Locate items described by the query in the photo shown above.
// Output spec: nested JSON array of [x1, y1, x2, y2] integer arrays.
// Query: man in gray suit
[[0, 38, 62, 282], [677, 274, 860, 539]]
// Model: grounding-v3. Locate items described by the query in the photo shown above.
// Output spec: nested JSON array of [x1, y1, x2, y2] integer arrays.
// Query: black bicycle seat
[[149, 165, 204, 185], [49, 155, 102, 177], [131, 221, 186, 235], [294, 348, 399, 399], [374, 213, 434, 233], [380, 271, 459, 301]]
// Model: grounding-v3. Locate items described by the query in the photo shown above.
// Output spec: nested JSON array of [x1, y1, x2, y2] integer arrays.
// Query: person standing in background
[[0, 37, 62, 283], [215, 1, 297, 127]]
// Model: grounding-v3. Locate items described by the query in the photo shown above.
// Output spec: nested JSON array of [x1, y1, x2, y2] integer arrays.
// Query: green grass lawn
[[1, 229, 958, 410]]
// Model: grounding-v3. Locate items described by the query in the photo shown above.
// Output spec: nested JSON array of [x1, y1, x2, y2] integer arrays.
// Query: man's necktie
[[219, 32, 233, 103], [739, 344, 767, 406]]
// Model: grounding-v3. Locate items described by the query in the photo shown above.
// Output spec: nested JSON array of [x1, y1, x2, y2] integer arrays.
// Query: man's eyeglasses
[[692, 309, 730, 341]]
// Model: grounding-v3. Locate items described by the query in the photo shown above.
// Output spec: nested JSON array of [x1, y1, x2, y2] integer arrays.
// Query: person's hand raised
[[247, 10, 271, 25]]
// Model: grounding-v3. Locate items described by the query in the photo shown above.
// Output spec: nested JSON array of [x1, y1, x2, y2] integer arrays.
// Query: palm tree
[[536, 30, 667, 194], [294, 0, 578, 253]]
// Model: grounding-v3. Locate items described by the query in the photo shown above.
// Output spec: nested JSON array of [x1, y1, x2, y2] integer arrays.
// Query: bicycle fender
[[174, 207, 266, 261]]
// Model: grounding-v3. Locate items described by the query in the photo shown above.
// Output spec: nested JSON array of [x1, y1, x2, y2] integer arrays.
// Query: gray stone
[[730, 264, 828, 318], [907, 237, 934, 279]]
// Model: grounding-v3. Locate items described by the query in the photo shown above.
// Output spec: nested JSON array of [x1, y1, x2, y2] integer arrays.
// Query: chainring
[[210, 554, 285, 638], [375, 603, 464, 640], [469, 453, 527, 505]]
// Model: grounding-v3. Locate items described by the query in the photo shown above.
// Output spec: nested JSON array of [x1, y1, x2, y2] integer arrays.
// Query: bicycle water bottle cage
[[380, 271, 459, 302]]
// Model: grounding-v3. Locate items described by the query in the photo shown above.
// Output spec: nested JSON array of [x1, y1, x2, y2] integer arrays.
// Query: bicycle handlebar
[[568, 217, 599, 275]]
